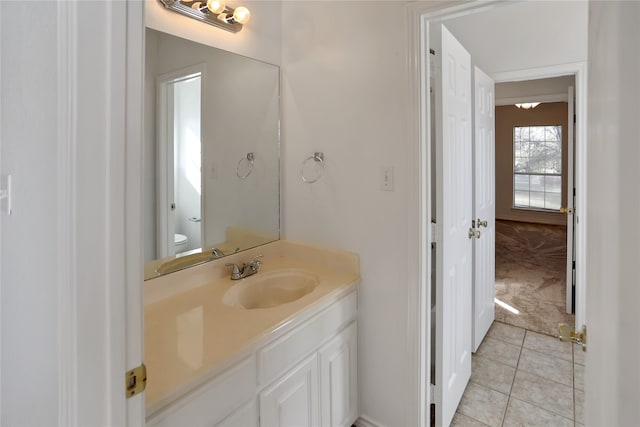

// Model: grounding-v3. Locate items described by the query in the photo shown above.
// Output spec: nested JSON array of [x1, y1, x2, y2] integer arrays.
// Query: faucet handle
[[225, 262, 241, 279], [247, 254, 263, 271]]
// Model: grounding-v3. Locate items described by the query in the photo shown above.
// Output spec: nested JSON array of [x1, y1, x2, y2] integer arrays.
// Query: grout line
[[500, 330, 524, 427], [572, 344, 576, 425], [516, 347, 574, 388]]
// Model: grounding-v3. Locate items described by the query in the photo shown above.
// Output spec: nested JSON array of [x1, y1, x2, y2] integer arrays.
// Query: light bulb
[[515, 102, 540, 110], [232, 6, 250, 24], [206, 0, 225, 14]]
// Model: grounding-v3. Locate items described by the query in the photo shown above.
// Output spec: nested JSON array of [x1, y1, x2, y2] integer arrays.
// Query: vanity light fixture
[[158, 0, 251, 33], [515, 102, 541, 110]]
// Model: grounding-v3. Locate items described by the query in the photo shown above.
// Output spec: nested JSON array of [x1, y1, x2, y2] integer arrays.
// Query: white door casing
[[157, 76, 176, 258], [472, 66, 495, 352], [435, 24, 473, 427]]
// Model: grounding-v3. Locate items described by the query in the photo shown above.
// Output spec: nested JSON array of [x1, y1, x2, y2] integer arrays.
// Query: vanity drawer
[[147, 355, 256, 427], [257, 291, 357, 386]]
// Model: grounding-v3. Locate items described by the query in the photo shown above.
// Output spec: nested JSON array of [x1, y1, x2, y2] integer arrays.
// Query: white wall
[[281, 2, 411, 425], [495, 75, 575, 105], [1, 2, 59, 424], [586, 1, 640, 425], [443, 1, 588, 76]]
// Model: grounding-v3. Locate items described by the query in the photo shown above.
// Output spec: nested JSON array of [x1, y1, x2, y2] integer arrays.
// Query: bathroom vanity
[[144, 241, 359, 427]]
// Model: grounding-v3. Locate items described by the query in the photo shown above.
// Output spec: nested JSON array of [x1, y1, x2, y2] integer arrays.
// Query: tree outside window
[[513, 125, 562, 211]]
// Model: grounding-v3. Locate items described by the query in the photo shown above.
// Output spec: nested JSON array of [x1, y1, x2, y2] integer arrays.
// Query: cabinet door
[[215, 400, 258, 427], [259, 354, 320, 427], [319, 322, 358, 427]]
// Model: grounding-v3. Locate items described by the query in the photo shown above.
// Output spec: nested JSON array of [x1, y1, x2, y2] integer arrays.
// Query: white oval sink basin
[[222, 269, 319, 310]]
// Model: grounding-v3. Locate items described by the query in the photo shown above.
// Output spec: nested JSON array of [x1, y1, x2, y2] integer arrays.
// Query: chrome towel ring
[[236, 152, 254, 179], [301, 152, 324, 183]]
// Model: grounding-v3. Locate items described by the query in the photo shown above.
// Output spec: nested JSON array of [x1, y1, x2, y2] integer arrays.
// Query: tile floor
[[452, 321, 585, 427]]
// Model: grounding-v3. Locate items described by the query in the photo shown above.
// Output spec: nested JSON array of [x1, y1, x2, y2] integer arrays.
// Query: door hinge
[[558, 324, 586, 351], [429, 383, 436, 404], [430, 222, 437, 244], [126, 364, 147, 398]]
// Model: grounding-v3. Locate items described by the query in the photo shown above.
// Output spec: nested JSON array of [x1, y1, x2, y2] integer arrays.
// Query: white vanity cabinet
[[319, 321, 358, 427], [146, 290, 358, 427], [259, 353, 320, 426]]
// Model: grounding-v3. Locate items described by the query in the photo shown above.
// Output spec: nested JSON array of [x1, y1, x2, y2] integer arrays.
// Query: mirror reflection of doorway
[[172, 74, 202, 256], [157, 70, 203, 258]]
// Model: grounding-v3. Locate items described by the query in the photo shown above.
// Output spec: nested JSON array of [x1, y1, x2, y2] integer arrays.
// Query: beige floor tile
[[523, 331, 572, 362], [510, 370, 574, 419], [476, 337, 522, 368], [471, 355, 516, 394], [486, 321, 526, 347], [503, 397, 573, 427], [451, 412, 489, 427], [518, 348, 573, 387], [574, 363, 584, 391], [575, 389, 585, 424], [457, 383, 508, 427], [573, 343, 585, 365]]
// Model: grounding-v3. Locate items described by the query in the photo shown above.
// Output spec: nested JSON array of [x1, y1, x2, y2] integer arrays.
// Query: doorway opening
[[156, 68, 204, 260], [493, 77, 577, 337], [411, 1, 589, 426]]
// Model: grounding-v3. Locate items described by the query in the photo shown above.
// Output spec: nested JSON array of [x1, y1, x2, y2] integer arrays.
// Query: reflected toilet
[[175, 233, 188, 253]]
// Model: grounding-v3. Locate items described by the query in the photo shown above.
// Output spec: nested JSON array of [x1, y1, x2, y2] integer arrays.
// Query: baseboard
[[354, 414, 385, 427]]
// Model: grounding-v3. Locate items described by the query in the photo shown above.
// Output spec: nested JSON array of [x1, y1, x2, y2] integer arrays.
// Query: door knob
[[468, 228, 481, 239], [476, 218, 488, 228], [559, 207, 574, 214]]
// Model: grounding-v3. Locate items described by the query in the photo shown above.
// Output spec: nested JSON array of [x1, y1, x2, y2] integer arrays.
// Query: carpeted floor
[[495, 220, 574, 337]]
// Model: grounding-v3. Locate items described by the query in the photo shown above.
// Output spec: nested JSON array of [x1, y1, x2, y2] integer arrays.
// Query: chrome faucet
[[225, 255, 263, 280], [210, 246, 241, 259], [210, 247, 225, 258]]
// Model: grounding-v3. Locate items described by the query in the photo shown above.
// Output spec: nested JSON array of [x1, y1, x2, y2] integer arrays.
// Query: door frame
[[406, 2, 588, 426], [156, 65, 205, 259], [58, 0, 145, 425]]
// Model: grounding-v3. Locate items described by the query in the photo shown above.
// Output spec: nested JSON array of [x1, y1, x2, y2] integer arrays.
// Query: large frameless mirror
[[144, 28, 280, 280]]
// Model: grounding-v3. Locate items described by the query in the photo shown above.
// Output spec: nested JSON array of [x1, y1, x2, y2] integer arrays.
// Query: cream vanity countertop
[[144, 240, 359, 414]]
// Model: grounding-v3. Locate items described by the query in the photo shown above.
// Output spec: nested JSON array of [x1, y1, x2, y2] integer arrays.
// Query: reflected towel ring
[[301, 152, 324, 183], [236, 152, 254, 179]]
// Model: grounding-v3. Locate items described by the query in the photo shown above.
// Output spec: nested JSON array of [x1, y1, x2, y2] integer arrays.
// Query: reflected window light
[[495, 298, 520, 315]]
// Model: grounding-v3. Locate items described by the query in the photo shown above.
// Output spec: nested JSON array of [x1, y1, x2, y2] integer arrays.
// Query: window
[[513, 125, 562, 211]]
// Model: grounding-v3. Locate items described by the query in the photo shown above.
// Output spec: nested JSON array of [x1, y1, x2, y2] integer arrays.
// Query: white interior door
[[472, 67, 495, 352], [565, 86, 575, 314], [434, 24, 473, 427]]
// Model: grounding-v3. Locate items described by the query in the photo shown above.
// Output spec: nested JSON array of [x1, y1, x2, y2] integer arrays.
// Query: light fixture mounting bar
[[158, 0, 243, 33]]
